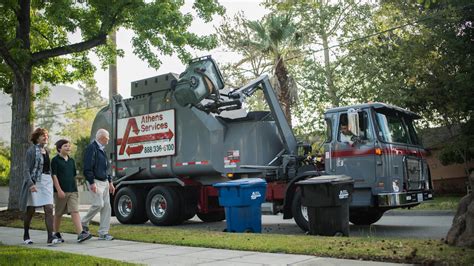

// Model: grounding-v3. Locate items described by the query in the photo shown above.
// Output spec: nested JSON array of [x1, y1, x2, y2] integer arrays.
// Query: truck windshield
[[375, 110, 420, 145]]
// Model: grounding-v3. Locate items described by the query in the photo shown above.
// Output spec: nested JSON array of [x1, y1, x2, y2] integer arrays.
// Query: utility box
[[297, 175, 354, 236], [214, 178, 267, 233], [131, 73, 178, 97]]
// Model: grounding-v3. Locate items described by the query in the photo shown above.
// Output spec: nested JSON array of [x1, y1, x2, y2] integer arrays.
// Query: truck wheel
[[146, 186, 181, 226], [349, 208, 384, 225], [114, 187, 148, 224], [197, 211, 225, 222], [292, 189, 309, 232], [172, 187, 197, 222]]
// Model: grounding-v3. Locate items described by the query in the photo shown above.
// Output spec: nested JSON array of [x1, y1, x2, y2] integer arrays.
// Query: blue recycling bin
[[214, 178, 267, 233]]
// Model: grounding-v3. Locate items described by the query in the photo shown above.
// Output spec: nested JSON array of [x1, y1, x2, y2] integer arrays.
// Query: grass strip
[[1, 211, 472, 265], [0, 244, 136, 265], [409, 196, 462, 210]]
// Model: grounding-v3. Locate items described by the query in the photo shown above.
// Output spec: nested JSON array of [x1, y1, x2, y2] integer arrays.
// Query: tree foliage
[[0, 141, 10, 186], [0, 0, 224, 210], [346, 0, 473, 167], [60, 80, 106, 162], [34, 86, 62, 132], [217, 11, 303, 125]]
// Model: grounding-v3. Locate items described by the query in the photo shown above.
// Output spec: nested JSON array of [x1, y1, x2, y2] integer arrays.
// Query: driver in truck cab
[[339, 122, 355, 146]]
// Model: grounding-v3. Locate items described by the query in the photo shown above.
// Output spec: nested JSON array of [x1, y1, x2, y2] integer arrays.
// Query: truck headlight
[[392, 180, 400, 193]]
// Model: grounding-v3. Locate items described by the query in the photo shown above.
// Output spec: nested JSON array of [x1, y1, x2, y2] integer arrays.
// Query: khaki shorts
[[54, 192, 79, 215]]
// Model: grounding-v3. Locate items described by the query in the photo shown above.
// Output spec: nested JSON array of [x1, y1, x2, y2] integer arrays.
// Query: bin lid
[[296, 175, 353, 185], [213, 178, 267, 188]]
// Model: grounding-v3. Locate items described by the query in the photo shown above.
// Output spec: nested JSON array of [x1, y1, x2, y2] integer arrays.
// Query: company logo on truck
[[117, 109, 176, 160]]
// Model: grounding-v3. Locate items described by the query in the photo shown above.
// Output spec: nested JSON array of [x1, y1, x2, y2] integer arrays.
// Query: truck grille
[[405, 158, 425, 190]]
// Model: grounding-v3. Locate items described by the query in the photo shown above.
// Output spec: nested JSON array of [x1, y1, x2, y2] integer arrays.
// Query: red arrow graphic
[[119, 118, 139, 155], [126, 145, 144, 156], [117, 129, 174, 145]]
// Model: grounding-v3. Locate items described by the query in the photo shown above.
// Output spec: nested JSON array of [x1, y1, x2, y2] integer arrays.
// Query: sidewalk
[[0, 227, 405, 265]]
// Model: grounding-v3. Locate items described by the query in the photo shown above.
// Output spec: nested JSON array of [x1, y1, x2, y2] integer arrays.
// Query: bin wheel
[[349, 208, 384, 225], [244, 228, 254, 233], [146, 186, 181, 226], [197, 211, 225, 222], [114, 187, 148, 224], [292, 189, 309, 232]]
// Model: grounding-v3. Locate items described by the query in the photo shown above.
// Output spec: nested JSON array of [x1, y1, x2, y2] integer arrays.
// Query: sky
[[76, 0, 268, 99]]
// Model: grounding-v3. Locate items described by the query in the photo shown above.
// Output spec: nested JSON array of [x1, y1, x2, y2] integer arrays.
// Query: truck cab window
[[358, 111, 373, 141], [338, 112, 372, 143], [375, 110, 410, 144], [325, 119, 332, 143]]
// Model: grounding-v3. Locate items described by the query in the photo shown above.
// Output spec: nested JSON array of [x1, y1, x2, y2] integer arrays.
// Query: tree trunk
[[274, 57, 292, 126], [8, 70, 33, 210], [321, 33, 339, 107], [446, 171, 474, 248]]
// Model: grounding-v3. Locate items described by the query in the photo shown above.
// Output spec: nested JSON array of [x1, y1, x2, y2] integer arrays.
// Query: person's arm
[[23, 147, 37, 192], [51, 158, 65, 198], [83, 144, 97, 193], [83, 144, 95, 185]]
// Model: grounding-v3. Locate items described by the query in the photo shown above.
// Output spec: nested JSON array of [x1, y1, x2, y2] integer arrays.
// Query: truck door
[[334, 110, 376, 205], [323, 116, 336, 173]]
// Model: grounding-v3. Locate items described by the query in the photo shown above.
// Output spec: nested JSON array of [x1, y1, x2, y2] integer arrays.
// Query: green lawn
[[0, 244, 136, 266], [1, 210, 472, 265], [410, 195, 462, 210]]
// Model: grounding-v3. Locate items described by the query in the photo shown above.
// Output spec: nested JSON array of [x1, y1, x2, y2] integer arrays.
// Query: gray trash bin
[[296, 175, 354, 236]]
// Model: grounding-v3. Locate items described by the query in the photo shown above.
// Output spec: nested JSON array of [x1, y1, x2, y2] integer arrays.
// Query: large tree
[[0, 0, 224, 210], [263, 0, 375, 137], [217, 12, 303, 126]]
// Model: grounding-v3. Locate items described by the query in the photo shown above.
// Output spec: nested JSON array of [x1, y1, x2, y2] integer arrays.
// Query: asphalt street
[[96, 211, 454, 240]]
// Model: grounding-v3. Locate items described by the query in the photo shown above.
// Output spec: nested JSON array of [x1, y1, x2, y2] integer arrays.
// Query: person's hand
[[58, 190, 66, 199], [29, 185, 37, 192], [109, 182, 115, 195], [90, 183, 97, 193]]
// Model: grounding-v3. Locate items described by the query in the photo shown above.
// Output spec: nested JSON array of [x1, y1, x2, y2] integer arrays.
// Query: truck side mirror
[[347, 108, 360, 137]]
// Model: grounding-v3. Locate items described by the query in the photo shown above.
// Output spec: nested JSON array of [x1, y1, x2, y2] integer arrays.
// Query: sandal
[[23, 239, 33, 245]]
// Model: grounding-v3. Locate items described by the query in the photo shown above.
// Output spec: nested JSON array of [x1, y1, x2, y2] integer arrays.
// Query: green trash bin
[[296, 175, 354, 236]]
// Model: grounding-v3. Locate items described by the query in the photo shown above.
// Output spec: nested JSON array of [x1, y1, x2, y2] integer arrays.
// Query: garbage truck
[[90, 55, 433, 231]]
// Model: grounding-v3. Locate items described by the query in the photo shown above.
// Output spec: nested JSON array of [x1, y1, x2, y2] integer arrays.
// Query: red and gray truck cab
[[323, 102, 434, 225]]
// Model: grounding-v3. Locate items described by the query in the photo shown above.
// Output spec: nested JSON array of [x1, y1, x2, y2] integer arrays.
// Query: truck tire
[[197, 211, 225, 222], [349, 208, 384, 225], [292, 189, 309, 232], [114, 187, 148, 224], [171, 187, 197, 222], [146, 186, 181, 226]]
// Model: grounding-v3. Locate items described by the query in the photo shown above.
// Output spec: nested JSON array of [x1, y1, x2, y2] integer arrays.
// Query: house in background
[[421, 126, 473, 195]]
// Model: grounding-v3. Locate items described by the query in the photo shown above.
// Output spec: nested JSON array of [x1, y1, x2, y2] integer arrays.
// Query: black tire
[[146, 186, 181, 226], [197, 211, 225, 222], [292, 189, 309, 232], [114, 187, 148, 224], [349, 208, 384, 225], [172, 187, 197, 222]]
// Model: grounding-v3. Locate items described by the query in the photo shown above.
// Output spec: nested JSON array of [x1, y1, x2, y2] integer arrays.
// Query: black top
[[51, 155, 78, 192], [42, 152, 50, 174]]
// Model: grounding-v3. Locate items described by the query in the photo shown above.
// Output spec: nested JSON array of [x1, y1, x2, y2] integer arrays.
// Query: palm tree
[[242, 14, 302, 126]]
